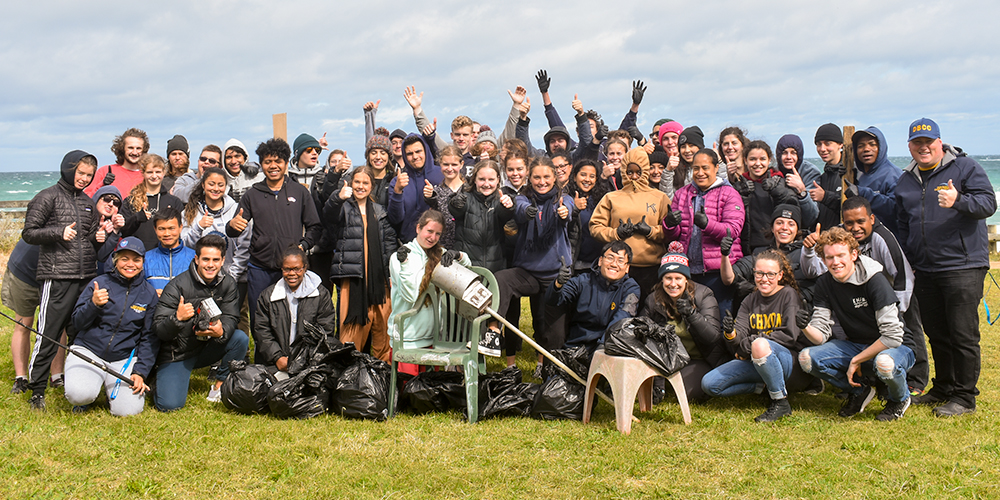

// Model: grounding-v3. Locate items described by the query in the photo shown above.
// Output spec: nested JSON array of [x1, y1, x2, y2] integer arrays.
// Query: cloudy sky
[[1, 0, 997, 172]]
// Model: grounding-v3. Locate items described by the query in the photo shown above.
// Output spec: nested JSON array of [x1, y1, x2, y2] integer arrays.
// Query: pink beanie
[[658, 121, 685, 145]]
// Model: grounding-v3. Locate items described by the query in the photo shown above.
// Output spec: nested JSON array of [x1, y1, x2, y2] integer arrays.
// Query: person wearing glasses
[[289, 133, 327, 189], [253, 247, 337, 374], [701, 249, 805, 422], [92, 185, 127, 274], [171, 144, 223, 203]]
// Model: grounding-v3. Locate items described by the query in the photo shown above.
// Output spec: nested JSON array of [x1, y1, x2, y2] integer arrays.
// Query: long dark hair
[[184, 167, 228, 226], [654, 278, 697, 320], [567, 159, 608, 204]]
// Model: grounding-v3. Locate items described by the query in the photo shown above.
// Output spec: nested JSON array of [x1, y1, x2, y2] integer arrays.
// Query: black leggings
[[494, 267, 567, 354]]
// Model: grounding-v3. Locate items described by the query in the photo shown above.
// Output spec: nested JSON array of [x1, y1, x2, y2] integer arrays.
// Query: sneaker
[[11, 378, 29, 395], [911, 391, 947, 406], [532, 362, 544, 380], [838, 385, 876, 417], [876, 397, 910, 421], [29, 394, 46, 411], [49, 375, 64, 389], [932, 401, 975, 417], [755, 398, 792, 422], [478, 329, 502, 358], [206, 387, 222, 403], [207, 364, 219, 382], [802, 378, 824, 396], [72, 404, 91, 414]]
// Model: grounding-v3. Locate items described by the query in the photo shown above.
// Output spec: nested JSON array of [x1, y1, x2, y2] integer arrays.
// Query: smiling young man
[[797, 227, 914, 421], [152, 234, 246, 410], [848, 127, 903, 235], [808, 123, 845, 231], [387, 134, 444, 243], [545, 240, 640, 354], [143, 208, 196, 295], [894, 118, 996, 417], [86, 128, 149, 198], [222, 138, 263, 203]]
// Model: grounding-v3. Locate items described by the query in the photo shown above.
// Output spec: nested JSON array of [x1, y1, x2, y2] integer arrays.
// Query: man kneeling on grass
[[796, 227, 914, 421]]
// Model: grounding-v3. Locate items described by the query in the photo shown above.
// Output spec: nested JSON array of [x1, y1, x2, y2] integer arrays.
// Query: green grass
[[2, 288, 1000, 500]]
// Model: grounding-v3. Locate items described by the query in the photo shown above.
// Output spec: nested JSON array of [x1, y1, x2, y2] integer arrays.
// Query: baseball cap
[[908, 118, 940, 141]]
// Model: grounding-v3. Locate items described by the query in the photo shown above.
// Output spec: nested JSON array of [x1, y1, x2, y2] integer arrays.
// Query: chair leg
[[637, 376, 654, 412], [388, 361, 398, 418], [666, 370, 692, 425], [465, 357, 479, 423], [583, 372, 601, 424], [611, 373, 645, 435]]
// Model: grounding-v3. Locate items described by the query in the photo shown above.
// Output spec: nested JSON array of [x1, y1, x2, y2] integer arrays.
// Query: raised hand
[[693, 206, 709, 229], [556, 256, 573, 287], [441, 249, 461, 267], [423, 179, 435, 200], [571, 94, 583, 115], [675, 296, 694, 318], [103, 169, 115, 186], [337, 154, 352, 173], [633, 215, 652, 237], [403, 85, 423, 110], [573, 190, 587, 210], [664, 209, 683, 228], [535, 69, 550, 94], [632, 80, 647, 105], [734, 179, 754, 196], [199, 213, 215, 229], [720, 228, 733, 256], [339, 184, 354, 201], [938, 179, 958, 208], [525, 204, 539, 219], [176, 296, 195, 322], [796, 300, 813, 329], [557, 198, 569, 220], [396, 245, 410, 263], [363, 100, 380, 112], [318, 132, 329, 150], [802, 223, 822, 249], [395, 169, 410, 194], [601, 161, 616, 179], [809, 181, 825, 202], [762, 175, 782, 192], [63, 222, 77, 241], [113, 214, 125, 230], [617, 218, 635, 240], [722, 310, 735, 339], [517, 96, 531, 120], [422, 117, 437, 137], [785, 166, 806, 194], [92, 281, 109, 307], [507, 86, 526, 105], [229, 208, 249, 233], [499, 193, 513, 209], [626, 125, 644, 144], [667, 155, 680, 171]]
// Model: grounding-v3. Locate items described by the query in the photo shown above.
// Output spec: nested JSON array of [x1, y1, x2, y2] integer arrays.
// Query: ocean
[[3, 156, 1000, 222]]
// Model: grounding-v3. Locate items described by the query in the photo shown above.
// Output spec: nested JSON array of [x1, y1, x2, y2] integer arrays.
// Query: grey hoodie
[[807, 254, 904, 349]]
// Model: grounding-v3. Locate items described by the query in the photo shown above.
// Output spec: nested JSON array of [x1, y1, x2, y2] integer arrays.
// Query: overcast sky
[[1, 0, 997, 172]]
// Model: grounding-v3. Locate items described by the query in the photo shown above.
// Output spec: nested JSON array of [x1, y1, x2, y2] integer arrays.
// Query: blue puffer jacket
[[895, 144, 996, 272], [71, 266, 160, 378], [387, 134, 444, 243], [144, 243, 196, 292], [545, 259, 641, 347], [852, 126, 902, 235]]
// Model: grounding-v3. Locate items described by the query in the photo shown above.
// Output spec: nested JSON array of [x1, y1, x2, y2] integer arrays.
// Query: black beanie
[[771, 203, 802, 227], [648, 149, 670, 166], [389, 129, 407, 141], [814, 123, 843, 144], [166, 134, 189, 157], [678, 126, 705, 149]]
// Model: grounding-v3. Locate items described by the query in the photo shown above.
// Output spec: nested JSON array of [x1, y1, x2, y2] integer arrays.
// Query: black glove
[[441, 249, 461, 267], [664, 209, 683, 228], [535, 69, 550, 94], [633, 215, 652, 237], [102, 169, 115, 186], [616, 218, 635, 240], [396, 246, 410, 263], [556, 257, 573, 286], [844, 180, 859, 198], [762, 176, 783, 192], [450, 193, 468, 211], [720, 228, 733, 256], [632, 80, 647, 105], [675, 297, 694, 318], [693, 207, 709, 229], [242, 161, 261, 177], [734, 179, 754, 197], [796, 301, 813, 329], [597, 123, 609, 141], [525, 204, 539, 219], [722, 310, 735, 336], [626, 125, 644, 143]]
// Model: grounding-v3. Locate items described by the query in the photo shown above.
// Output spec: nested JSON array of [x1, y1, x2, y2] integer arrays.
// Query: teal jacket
[[388, 239, 471, 349]]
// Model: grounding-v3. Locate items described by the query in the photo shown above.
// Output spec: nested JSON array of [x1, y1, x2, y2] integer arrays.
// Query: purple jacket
[[663, 182, 746, 271]]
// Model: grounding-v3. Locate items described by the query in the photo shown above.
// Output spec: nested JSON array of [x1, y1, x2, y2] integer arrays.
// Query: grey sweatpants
[[64, 346, 145, 417]]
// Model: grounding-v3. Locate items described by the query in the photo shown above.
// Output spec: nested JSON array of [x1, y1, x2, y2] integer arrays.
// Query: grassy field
[[2, 284, 1000, 499]]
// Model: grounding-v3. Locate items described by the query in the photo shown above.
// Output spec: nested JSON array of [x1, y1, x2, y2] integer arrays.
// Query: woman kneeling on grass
[[67, 237, 159, 416], [701, 250, 804, 422], [388, 210, 471, 376]]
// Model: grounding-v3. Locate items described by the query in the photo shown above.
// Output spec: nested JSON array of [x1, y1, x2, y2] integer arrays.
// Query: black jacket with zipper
[[226, 176, 322, 270], [253, 279, 338, 366]]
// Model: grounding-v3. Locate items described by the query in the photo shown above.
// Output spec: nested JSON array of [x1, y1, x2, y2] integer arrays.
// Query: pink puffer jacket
[[662, 182, 746, 271]]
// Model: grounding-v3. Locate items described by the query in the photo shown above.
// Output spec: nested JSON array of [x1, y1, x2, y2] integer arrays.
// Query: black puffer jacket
[[324, 195, 397, 280], [450, 190, 514, 273], [152, 261, 240, 366], [738, 169, 796, 254], [253, 275, 338, 365], [22, 150, 101, 281], [640, 282, 727, 367]]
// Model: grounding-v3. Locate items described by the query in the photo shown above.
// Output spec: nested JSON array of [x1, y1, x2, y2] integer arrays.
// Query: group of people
[[4, 73, 994, 424]]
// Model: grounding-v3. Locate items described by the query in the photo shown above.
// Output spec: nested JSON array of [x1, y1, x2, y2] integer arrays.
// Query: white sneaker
[[206, 387, 222, 403]]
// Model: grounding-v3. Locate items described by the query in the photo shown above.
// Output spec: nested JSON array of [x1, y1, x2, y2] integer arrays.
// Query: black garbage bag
[[400, 370, 466, 414], [479, 366, 534, 419], [287, 320, 344, 376], [267, 365, 330, 419], [530, 346, 595, 421], [221, 360, 277, 415], [605, 316, 690, 375], [329, 352, 391, 421]]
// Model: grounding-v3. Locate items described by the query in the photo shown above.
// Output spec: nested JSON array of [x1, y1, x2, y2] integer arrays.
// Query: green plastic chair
[[388, 265, 499, 423]]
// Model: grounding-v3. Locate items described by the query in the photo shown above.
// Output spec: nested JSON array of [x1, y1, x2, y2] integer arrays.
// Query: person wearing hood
[[120, 153, 184, 251], [662, 149, 745, 316], [589, 147, 672, 305], [221, 138, 263, 203], [152, 234, 247, 411], [733, 140, 798, 254], [92, 185, 126, 275], [85, 128, 149, 198], [849, 127, 902, 235], [253, 247, 338, 373], [895, 118, 996, 417], [21, 150, 102, 410], [775, 134, 821, 228], [797, 227, 914, 421], [143, 208, 196, 295], [289, 133, 326, 189], [226, 138, 322, 341], [163, 134, 190, 193], [545, 241, 640, 354], [66, 237, 159, 416], [387, 134, 444, 243], [808, 123, 846, 230], [325, 166, 398, 363]]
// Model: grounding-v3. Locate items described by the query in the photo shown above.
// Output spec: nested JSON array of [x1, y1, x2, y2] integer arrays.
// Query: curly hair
[[256, 138, 291, 163], [110, 128, 150, 164], [568, 159, 608, 203], [128, 154, 167, 212], [754, 249, 799, 294], [816, 226, 859, 258], [183, 167, 228, 226], [584, 110, 607, 140]]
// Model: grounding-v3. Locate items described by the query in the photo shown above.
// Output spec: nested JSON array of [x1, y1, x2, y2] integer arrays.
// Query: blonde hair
[[128, 154, 167, 212], [451, 116, 473, 132]]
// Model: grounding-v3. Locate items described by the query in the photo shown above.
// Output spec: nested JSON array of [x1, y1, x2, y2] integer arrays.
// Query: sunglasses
[[100, 194, 122, 207], [304, 147, 321, 155], [199, 156, 219, 165]]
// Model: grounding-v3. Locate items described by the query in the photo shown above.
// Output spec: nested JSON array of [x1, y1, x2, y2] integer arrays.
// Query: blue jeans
[[799, 340, 914, 402], [154, 330, 250, 412], [702, 339, 794, 399]]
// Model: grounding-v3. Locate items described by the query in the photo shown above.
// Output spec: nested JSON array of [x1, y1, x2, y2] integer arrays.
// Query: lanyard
[[109, 348, 136, 400]]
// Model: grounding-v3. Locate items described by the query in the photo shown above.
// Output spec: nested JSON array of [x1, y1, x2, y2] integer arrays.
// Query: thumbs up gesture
[[810, 181, 825, 202], [229, 208, 248, 233], [339, 184, 354, 201], [720, 228, 734, 256], [573, 190, 587, 210], [423, 179, 435, 200], [571, 93, 583, 115], [92, 281, 109, 307], [693, 206, 709, 229], [634, 215, 652, 237], [176, 296, 195, 322], [395, 169, 410, 194], [556, 197, 569, 220], [938, 179, 959, 208], [499, 193, 513, 209], [803, 223, 822, 249], [63, 222, 77, 241]]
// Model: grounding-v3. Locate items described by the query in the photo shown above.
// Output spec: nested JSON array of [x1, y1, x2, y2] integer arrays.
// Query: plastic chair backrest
[[434, 266, 498, 348]]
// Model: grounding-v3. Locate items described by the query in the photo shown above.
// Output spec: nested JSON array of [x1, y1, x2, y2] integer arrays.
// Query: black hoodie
[[22, 150, 101, 280], [227, 175, 322, 270]]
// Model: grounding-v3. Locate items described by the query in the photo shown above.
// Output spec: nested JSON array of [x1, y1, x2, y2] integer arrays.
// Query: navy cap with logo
[[113, 236, 146, 257], [908, 118, 940, 141]]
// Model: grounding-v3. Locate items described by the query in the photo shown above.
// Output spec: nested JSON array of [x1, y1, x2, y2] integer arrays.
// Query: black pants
[[28, 278, 87, 394], [914, 267, 987, 408], [629, 265, 659, 308], [902, 296, 929, 391], [309, 251, 333, 293], [495, 267, 566, 353]]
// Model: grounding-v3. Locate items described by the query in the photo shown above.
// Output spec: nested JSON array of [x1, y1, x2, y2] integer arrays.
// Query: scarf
[[523, 188, 561, 252], [344, 198, 388, 326]]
